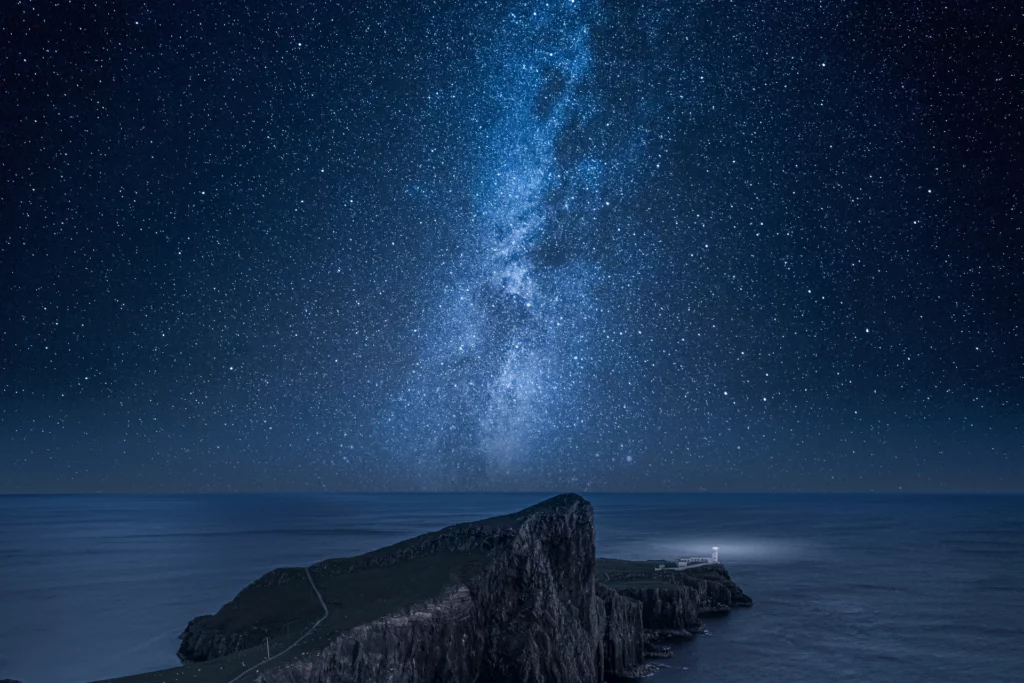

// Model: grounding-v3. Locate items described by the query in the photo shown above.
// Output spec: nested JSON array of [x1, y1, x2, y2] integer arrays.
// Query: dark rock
[[178, 567, 322, 662], [645, 627, 697, 642], [163, 494, 750, 683], [615, 585, 703, 636], [659, 565, 753, 611], [611, 661, 666, 679], [178, 615, 254, 662], [595, 560, 752, 654], [644, 643, 674, 658], [597, 582, 645, 676], [257, 494, 610, 683]]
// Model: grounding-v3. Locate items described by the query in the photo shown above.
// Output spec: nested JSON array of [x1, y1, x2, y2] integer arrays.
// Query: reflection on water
[[0, 493, 1022, 683], [608, 536, 810, 563]]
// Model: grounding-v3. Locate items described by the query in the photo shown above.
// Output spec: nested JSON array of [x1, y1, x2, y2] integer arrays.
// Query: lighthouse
[[712, 546, 719, 563]]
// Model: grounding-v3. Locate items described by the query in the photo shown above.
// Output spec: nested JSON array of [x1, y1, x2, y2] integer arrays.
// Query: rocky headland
[[103, 494, 750, 683]]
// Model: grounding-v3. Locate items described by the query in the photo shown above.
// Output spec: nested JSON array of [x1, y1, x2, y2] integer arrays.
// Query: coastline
[[99, 494, 750, 683]]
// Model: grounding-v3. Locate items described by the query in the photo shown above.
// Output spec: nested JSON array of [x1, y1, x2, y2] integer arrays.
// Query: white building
[[655, 547, 720, 571]]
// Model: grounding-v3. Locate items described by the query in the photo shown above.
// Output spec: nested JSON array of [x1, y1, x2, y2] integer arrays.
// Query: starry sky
[[1, 0, 1021, 493]]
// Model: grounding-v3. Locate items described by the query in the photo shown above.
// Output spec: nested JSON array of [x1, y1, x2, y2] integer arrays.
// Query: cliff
[[102, 494, 749, 683], [597, 558, 753, 640], [178, 567, 324, 662], [596, 583, 645, 676], [253, 494, 610, 683]]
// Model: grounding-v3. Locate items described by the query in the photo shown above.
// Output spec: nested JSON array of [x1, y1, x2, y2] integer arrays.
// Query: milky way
[[1, 1, 1020, 492], [387, 0, 641, 484]]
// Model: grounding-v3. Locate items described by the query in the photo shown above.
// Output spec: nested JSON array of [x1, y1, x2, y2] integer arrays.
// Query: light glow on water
[[1, 493, 1022, 683], [606, 536, 812, 564]]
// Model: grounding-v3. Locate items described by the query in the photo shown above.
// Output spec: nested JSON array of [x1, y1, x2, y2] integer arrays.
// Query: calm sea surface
[[0, 493, 1021, 683]]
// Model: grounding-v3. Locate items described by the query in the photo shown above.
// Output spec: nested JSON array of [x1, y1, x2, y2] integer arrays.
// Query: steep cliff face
[[595, 561, 753, 641], [661, 566, 754, 613], [157, 495, 751, 683], [614, 586, 702, 637], [178, 620, 253, 662], [596, 583, 645, 677], [261, 585, 481, 683], [178, 567, 322, 662], [256, 493, 608, 683]]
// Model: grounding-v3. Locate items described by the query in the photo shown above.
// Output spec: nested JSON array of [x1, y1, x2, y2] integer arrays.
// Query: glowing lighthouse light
[[712, 546, 719, 563]]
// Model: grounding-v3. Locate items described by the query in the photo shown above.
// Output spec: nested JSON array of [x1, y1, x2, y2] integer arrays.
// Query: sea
[[0, 493, 1021, 683]]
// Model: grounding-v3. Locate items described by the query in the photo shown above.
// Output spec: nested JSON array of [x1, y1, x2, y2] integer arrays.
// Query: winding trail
[[226, 567, 329, 683]]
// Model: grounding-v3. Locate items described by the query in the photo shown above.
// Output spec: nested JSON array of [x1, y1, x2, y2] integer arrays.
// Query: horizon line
[[2, 490, 1022, 496]]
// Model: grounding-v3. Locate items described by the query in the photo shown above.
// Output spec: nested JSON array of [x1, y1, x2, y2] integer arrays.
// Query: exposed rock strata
[[257, 494, 606, 683], [178, 622, 252, 663], [596, 583, 645, 676], [169, 494, 750, 683], [601, 562, 753, 641], [616, 585, 702, 637]]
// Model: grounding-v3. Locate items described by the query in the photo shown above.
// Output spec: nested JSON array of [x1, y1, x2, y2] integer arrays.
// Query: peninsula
[[101, 494, 750, 683]]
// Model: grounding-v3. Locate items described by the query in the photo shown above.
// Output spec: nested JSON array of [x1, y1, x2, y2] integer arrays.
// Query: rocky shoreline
[[110, 494, 751, 683]]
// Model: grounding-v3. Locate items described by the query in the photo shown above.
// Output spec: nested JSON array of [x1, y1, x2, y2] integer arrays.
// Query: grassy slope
[[595, 557, 731, 591], [596, 558, 681, 591], [101, 550, 492, 683], [198, 567, 321, 638], [99, 568, 322, 683], [95, 505, 536, 683]]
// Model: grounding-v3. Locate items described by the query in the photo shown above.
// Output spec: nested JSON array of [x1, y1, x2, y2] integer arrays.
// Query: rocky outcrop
[[178, 567, 319, 662], [596, 583, 645, 676], [167, 494, 750, 683], [256, 494, 607, 683], [178, 619, 254, 662], [599, 563, 752, 643], [662, 566, 754, 613], [615, 586, 702, 638], [261, 584, 481, 683]]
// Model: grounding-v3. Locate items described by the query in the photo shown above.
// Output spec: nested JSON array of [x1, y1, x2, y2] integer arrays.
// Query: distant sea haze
[[1, 493, 1021, 683]]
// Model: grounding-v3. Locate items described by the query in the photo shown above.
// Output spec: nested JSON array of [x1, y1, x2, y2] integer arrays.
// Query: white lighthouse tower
[[711, 546, 719, 563]]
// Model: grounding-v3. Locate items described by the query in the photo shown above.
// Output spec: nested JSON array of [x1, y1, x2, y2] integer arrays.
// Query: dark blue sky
[[1, 0, 1021, 492]]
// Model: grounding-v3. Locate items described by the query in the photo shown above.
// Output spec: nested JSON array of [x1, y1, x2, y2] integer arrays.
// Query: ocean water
[[0, 493, 1021, 683]]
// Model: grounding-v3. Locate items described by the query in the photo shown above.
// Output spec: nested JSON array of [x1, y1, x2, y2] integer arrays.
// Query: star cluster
[[1, 0, 1021, 492]]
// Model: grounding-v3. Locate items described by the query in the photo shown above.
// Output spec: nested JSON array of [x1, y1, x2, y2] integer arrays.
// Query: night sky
[[2, 0, 1021, 493]]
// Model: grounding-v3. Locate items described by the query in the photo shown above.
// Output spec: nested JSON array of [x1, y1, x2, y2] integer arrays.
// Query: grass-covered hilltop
[[100, 494, 751, 683]]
